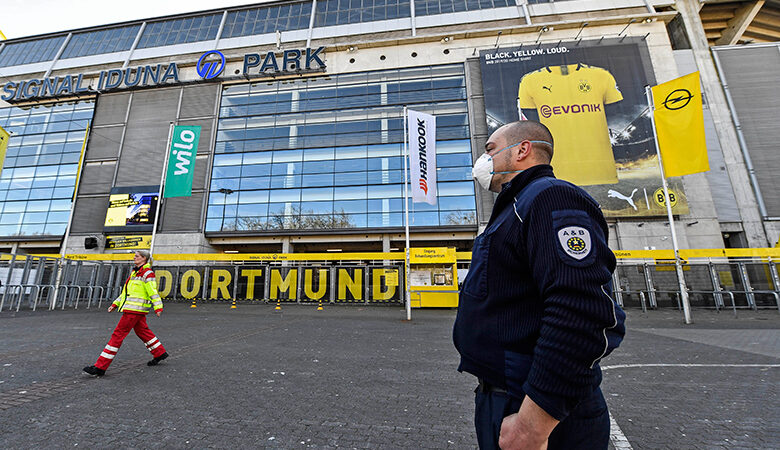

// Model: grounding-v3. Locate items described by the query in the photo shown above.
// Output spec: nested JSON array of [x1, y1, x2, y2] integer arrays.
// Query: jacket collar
[[488, 164, 555, 225]]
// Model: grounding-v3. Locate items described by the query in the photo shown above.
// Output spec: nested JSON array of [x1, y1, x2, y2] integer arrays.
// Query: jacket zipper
[[117, 268, 137, 312]]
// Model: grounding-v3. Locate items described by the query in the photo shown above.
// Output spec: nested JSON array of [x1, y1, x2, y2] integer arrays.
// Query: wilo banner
[[164, 125, 201, 198], [407, 110, 437, 205]]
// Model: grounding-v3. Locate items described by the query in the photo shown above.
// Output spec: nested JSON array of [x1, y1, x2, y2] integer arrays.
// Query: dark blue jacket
[[453, 164, 625, 421]]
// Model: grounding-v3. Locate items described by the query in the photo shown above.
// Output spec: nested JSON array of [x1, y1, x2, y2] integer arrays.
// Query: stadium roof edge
[[0, 0, 291, 44]]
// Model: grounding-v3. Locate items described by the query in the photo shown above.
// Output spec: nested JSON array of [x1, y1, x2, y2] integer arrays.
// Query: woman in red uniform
[[83, 250, 168, 376]]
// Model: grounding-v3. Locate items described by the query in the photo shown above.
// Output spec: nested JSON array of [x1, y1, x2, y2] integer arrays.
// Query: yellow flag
[[0, 125, 9, 178], [651, 72, 709, 177]]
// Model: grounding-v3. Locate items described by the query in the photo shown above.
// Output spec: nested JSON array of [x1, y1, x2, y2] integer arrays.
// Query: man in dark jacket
[[453, 120, 626, 449]]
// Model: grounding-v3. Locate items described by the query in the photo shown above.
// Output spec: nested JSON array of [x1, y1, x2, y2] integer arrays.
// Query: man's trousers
[[95, 312, 166, 370], [474, 386, 610, 450]]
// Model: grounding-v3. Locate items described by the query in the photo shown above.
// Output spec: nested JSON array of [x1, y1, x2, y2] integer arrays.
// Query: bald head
[[494, 121, 554, 163]]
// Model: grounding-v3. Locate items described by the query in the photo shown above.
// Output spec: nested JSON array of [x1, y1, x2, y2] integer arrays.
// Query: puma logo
[[542, 86, 552, 92], [608, 188, 638, 211]]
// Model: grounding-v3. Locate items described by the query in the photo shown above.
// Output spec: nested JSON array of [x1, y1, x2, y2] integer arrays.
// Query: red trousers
[[95, 312, 166, 370]]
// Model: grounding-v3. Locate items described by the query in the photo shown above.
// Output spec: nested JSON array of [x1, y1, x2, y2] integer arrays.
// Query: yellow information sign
[[384, 271, 399, 287], [654, 259, 690, 271], [410, 247, 456, 264], [106, 235, 151, 250], [0, 125, 9, 178]]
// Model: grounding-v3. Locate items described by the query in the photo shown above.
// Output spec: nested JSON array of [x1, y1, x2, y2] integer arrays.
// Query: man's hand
[[107, 305, 116, 312], [155, 310, 162, 317], [499, 396, 559, 450]]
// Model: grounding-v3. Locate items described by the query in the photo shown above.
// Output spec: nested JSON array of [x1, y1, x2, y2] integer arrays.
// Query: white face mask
[[472, 153, 500, 191], [472, 140, 552, 191]]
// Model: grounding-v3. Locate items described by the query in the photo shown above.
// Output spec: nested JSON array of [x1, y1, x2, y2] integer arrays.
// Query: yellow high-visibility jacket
[[112, 263, 163, 314]]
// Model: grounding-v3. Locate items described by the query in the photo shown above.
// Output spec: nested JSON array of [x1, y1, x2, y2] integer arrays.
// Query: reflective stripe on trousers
[[94, 312, 166, 370]]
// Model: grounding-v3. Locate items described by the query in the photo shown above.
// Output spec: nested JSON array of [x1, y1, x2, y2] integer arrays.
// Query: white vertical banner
[[407, 109, 437, 205]]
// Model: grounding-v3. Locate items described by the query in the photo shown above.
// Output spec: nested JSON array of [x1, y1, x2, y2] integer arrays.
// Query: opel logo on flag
[[662, 89, 693, 111], [197, 50, 226, 80]]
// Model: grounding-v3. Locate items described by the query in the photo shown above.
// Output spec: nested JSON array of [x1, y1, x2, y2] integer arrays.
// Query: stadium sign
[[2, 63, 180, 102], [1, 46, 326, 103], [242, 47, 326, 75]]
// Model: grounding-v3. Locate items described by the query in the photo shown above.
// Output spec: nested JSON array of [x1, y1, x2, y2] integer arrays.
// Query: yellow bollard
[[275, 299, 282, 310], [317, 299, 323, 311], [230, 298, 237, 309], [190, 298, 197, 308]]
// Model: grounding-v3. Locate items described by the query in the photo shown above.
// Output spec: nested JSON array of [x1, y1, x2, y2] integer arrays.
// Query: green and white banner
[[163, 125, 200, 198]]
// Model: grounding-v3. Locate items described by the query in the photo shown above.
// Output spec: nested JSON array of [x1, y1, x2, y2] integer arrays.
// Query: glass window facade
[[314, 0, 411, 27], [136, 14, 222, 49], [415, 0, 513, 16], [61, 25, 142, 59], [223, 3, 313, 37], [208, 65, 475, 233], [0, 101, 94, 237], [0, 0, 534, 68], [0, 35, 66, 68]]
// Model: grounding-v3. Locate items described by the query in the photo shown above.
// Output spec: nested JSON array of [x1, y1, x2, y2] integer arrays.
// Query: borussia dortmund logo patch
[[567, 237, 586, 252], [578, 80, 591, 93], [557, 226, 591, 260]]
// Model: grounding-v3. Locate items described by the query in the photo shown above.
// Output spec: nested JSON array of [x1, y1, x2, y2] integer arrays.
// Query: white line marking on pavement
[[602, 363, 780, 370], [609, 412, 633, 450], [604, 363, 780, 449]]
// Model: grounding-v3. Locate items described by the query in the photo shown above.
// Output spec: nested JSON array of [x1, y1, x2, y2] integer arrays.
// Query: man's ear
[[515, 141, 532, 162]]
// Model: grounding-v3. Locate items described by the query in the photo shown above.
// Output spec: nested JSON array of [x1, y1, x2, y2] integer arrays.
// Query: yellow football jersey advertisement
[[518, 64, 623, 186]]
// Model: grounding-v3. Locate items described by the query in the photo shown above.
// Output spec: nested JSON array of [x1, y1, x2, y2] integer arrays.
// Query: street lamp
[[218, 188, 235, 231]]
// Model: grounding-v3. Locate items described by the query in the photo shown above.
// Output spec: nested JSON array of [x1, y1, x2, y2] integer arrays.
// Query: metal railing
[[1, 254, 779, 315]]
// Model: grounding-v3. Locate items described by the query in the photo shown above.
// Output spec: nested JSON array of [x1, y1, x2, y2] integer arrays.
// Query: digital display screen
[[104, 186, 159, 232]]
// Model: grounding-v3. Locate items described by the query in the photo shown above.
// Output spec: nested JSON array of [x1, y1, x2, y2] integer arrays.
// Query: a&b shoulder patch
[[557, 226, 591, 260]]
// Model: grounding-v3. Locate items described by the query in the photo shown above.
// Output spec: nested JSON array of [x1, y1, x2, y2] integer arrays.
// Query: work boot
[[147, 352, 169, 366], [83, 365, 105, 376]]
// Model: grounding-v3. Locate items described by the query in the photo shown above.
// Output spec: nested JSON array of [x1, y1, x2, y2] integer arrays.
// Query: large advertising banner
[[480, 37, 688, 217], [155, 265, 402, 303]]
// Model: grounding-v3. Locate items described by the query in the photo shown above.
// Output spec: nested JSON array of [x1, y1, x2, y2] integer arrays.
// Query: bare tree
[[444, 210, 476, 225], [247, 206, 355, 230]]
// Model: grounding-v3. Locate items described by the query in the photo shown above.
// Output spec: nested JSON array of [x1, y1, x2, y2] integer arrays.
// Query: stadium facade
[[0, 0, 778, 256]]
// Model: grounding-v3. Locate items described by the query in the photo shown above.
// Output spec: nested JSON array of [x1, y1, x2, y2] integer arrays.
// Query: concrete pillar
[[675, 0, 768, 248], [280, 237, 292, 268], [382, 234, 391, 265]]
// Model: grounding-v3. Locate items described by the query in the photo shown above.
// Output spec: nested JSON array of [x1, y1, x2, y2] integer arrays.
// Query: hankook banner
[[407, 110, 437, 205], [479, 37, 689, 218]]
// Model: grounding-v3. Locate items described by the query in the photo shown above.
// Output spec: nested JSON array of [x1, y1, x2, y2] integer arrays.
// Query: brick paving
[[0, 304, 777, 449]]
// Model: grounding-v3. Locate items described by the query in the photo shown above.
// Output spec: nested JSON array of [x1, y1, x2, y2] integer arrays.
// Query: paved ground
[[0, 304, 778, 449]]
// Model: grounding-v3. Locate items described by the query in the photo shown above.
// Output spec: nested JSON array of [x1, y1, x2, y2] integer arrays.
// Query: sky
[[1, 0, 275, 40]]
